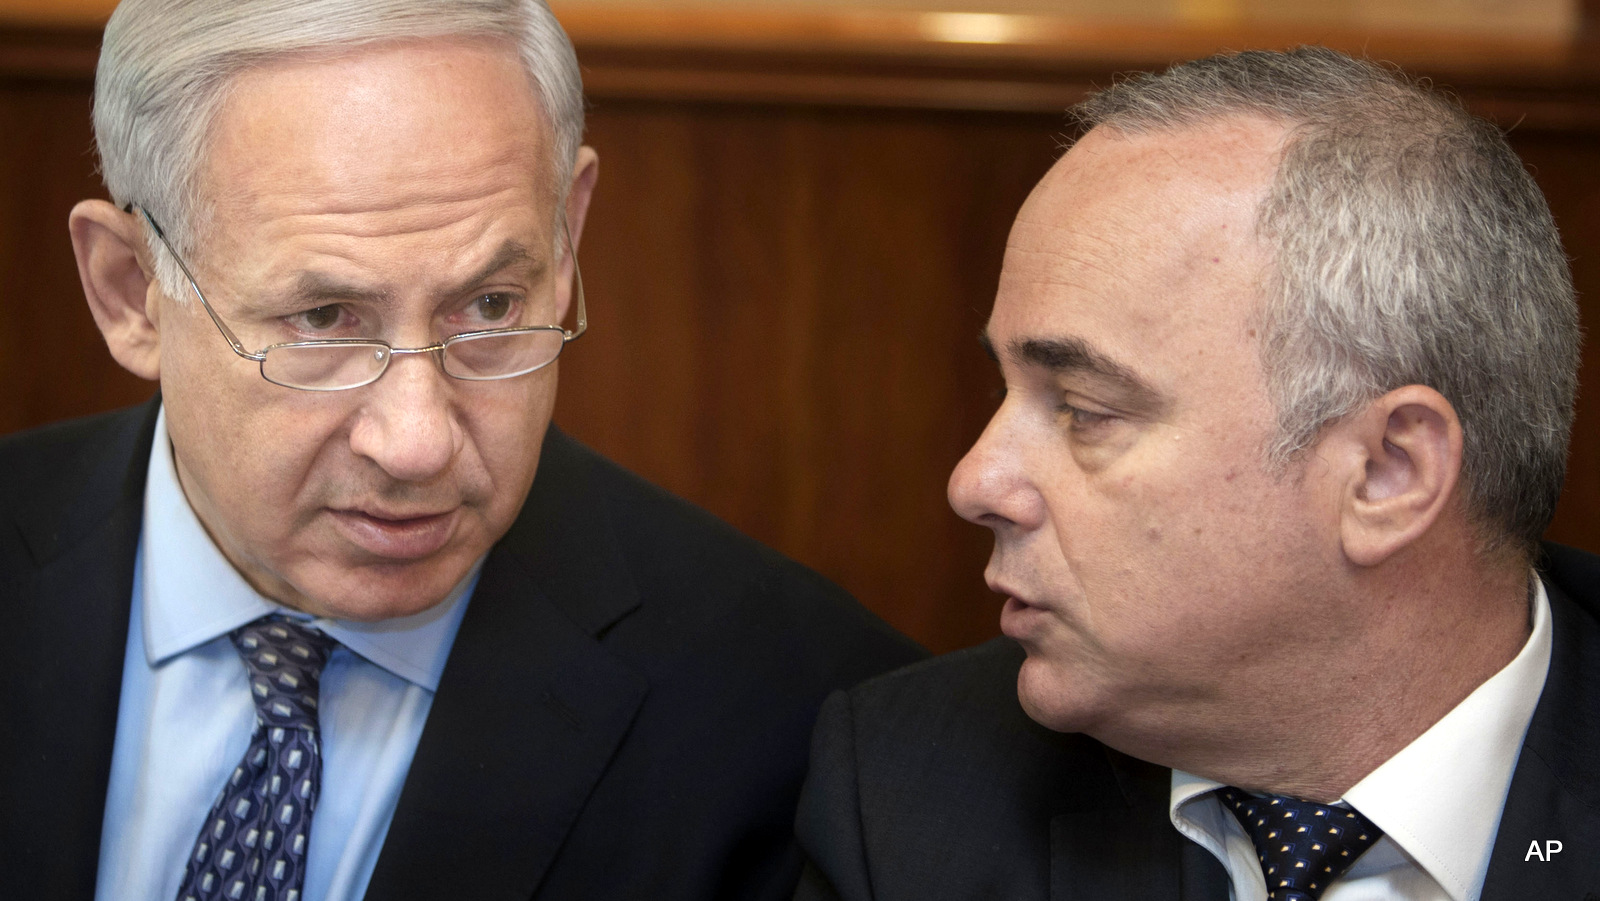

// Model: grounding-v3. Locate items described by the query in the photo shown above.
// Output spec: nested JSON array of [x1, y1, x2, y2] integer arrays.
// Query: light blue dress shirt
[[95, 407, 478, 901]]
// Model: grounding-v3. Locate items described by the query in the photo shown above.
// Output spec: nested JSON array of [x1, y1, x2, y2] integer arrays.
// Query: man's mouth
[[327, 507, 459, 560], [999, 595, 1052, 639], [990, 578, 1052, 639]]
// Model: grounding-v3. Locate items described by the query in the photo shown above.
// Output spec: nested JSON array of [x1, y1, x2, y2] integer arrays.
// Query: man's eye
[[290, 305, 345, 332], [471, 293, 516, 323], [1060, 402, 1114, 431]]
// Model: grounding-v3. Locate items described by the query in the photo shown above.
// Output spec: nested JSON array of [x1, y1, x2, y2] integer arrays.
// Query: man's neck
[[1106, 560, 1533, 802]]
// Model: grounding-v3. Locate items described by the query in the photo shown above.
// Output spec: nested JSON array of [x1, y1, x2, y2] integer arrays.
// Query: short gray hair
[[93, 0, 584, 294], [1074, 47, 1579, 556]]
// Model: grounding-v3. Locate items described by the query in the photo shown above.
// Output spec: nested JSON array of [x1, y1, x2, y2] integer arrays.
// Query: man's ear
[[564, 146, 599, 252], [1328, 385, 1464, 567], [551, 147, 598, 326], [69, 199, 162, 381]]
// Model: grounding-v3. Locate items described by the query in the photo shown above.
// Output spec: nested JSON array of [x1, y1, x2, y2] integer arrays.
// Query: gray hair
[[1074, 47, 1579, 556], [93, 0, 584, 295]]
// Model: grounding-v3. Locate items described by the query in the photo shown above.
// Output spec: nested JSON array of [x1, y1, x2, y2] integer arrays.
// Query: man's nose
[[947, 407, 1043, 531], [347, 351, 461, 482]]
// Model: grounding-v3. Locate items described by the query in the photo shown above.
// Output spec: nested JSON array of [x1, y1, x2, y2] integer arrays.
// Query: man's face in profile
[[152, 38, 579, 620], [949, 118, 1349, 743]]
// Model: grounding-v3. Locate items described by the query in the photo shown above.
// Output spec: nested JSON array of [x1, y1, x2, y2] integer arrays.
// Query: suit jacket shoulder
[[795, 639, 1084, 901], [794, 638, 1225, 901], [0, 401, 155, 573], [0, 402, 157, 900], [502, 427, 924, 705], [360, 427, 927, 900], [1480, 543, 1600, 899]]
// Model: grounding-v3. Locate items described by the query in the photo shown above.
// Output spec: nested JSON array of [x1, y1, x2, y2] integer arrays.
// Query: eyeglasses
[[136, 207, 586, 391]]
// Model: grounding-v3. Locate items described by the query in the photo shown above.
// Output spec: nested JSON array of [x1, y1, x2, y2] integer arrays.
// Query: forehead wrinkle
[[1006, 223, 1151, 309], [206, 39, 552, 212], [244, 181, 541, 242]]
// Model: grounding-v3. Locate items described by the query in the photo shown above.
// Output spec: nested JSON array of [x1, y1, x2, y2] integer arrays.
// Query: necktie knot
[[1216, 786, 1383, 901], [230, 617, 338, 730]]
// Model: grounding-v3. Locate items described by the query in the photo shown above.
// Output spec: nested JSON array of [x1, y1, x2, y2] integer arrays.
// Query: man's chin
[[276, 558, 475, 622], [298, 593, 453, 623], [1014, 652, 1104, 735]]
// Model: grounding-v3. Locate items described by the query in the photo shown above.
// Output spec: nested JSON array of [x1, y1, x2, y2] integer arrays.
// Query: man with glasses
[[0, 1, 920, 899]]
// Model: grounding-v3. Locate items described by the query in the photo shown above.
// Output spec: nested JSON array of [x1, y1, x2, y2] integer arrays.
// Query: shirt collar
[[139, 404, 476, 691], [1341, 576, 1551, 898], [1169, 576, 1552, 901]]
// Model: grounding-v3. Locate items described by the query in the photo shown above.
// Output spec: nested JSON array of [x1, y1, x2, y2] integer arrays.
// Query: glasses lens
[[443, 329, 566, 380], [262, 343, 390, 390]]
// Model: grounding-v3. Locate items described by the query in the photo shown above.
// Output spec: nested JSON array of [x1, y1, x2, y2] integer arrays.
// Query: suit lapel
[[1480, 576, 1600, 899], [1, 401, 156, 898], [1050, 809, 1181, 900], [1178, 834, 1231, 901], [365, 429, 649, 899], [1050, 750, 1227, 901]]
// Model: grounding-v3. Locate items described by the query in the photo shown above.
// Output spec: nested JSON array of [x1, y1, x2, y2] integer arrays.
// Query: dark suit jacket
[[794, 544, 1600, 900], [0, 400, 925, 900]]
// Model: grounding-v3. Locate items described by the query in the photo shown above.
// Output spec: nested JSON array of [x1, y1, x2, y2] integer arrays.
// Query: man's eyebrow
[[978, 330, 999, 363], [288, 271, 388, 305], [451, 240, 541, 296], [286, 239, 542, 305], [1006, 334, 1162, 407]]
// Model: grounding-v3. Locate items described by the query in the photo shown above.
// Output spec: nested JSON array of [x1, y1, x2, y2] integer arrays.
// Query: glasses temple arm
[[135, 206, 263, 362], [562, 218, 586, 341]]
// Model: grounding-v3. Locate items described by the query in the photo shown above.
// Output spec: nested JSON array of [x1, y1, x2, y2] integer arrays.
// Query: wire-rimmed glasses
[[136, 206, 586, 391]]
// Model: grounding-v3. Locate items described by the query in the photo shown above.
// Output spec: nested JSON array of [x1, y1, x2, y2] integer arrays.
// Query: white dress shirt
[[95, 406, 479, 901], [1170, 579, 1552, 901]]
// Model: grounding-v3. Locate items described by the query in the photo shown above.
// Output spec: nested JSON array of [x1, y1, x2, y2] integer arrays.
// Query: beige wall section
[[0, 0, 1577, 38]]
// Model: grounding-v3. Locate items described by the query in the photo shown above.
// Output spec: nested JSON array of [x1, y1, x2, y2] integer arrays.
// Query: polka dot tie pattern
[[1215, 786, 1383, 901], [174, 617, 338, 901]]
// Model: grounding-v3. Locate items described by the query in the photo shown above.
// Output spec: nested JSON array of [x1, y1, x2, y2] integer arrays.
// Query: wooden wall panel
[[4, 20, 1600, 652], [561, 102, 1057, 650], [0, 65, 152, 435], [1518, 132, 1600, 546]]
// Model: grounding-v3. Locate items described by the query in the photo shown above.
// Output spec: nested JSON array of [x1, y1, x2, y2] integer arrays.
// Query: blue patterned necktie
[[1216, 787, 1383, 901], [175, 617, 338, 901]]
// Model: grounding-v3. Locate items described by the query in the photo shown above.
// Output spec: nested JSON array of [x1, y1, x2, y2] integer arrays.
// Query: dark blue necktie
[[175, 617, 338, 901], [1216, 786, 1383, 901]]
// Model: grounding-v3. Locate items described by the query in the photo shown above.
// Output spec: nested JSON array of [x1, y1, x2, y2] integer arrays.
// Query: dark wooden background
[[4, 11, 1600, 652]]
